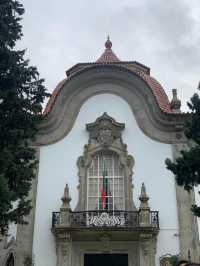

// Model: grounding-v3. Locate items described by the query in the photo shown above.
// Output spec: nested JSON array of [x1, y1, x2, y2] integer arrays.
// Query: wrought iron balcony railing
[[52, 210, 159, 229]]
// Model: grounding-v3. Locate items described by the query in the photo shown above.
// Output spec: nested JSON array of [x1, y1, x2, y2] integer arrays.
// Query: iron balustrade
[[52, 210, 159, 229], [151, 211, 159, 228]]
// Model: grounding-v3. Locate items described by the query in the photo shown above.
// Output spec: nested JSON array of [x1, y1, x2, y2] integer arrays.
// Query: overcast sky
[[20, 0, 200, 111]]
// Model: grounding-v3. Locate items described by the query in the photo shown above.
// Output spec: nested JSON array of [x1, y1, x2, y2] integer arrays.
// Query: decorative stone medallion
[[87, 212, 125, 227], [86, 112, 125, 146]]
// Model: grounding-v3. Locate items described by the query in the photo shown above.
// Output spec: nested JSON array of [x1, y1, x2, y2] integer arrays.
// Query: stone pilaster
[[56, 233, 72, 266], [15, 147, 40, 266], [0, 146, 39, 266], [138, 183, 157, 266], [172, 143, 200, 262], [139, 234, 156, 266], [54, 184, 72, 266]]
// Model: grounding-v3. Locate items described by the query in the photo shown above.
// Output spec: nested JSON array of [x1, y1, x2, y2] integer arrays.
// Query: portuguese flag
[[101, 159, 108, 209]]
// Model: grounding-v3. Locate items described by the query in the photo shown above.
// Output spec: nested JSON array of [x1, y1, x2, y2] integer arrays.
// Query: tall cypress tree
[[166, 90, 200, 216], [0, 0, 49, 234]]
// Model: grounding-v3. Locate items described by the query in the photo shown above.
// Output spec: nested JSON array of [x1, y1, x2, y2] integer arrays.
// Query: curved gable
[[44, 64, 171, 116], [37, 65, 185, 146]]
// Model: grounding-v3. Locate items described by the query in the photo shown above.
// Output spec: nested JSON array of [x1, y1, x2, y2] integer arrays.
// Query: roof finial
[[61, 183, 71, 209], [139, 182, 149, 208], [170, 88, 181, 113], [96, 36, 120, 62], [105, 35, 112, 49]]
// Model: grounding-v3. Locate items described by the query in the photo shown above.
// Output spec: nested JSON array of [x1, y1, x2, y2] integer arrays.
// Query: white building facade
[[1, 38, 199, 266]]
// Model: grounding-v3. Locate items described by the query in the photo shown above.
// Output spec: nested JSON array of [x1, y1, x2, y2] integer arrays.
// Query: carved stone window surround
[[75, 113, 135, 211]]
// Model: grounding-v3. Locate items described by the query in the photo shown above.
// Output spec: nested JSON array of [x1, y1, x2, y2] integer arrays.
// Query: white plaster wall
[[33, 92, 179, 266]]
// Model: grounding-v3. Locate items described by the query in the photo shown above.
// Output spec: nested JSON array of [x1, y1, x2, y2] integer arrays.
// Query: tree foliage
[[166, 92, 200, 216], [0, 0, 49, 234]]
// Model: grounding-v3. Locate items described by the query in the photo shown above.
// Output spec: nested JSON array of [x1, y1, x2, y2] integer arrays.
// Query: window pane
[[88, 156, 98, 176], [87, 153, 124, 211], [88, 178, 98, 196], [114, 155, 123, 176], [114, 197, 124, 210], [88, 197, 98, 210]]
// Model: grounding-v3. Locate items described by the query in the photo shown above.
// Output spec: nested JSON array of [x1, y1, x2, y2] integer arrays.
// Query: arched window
[[6, 253, 14, 266], [87, 152, 124, 211]]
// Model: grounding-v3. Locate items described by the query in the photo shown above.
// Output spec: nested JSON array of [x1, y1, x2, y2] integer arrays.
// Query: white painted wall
[[33, 92, 179, 266]]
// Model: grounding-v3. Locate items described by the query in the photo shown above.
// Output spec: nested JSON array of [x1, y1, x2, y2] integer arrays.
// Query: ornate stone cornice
[[36, 65, 187, 146]]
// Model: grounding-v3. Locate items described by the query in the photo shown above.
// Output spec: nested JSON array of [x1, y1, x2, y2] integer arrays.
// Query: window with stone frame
[[87, 152, 124, 211]]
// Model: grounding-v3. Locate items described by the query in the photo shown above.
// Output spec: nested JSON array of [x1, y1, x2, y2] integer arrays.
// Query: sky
[[20, 0, 200, 111]]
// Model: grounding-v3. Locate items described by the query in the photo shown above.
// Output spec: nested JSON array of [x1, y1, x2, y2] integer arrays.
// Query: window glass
[[87, 153, 124, 210]]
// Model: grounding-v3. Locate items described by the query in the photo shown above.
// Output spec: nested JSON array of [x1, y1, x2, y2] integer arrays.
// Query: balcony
[[51, 184, 159, 242], [52, 210, 159, 229]]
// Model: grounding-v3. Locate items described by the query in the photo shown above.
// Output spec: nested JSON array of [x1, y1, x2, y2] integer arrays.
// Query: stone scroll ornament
[[86, 112, 125, 146], [87, 212, 125, 226]]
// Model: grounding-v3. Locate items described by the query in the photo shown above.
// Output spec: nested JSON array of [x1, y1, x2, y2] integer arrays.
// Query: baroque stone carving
[[75, 113, 135, 211], [86, 112, 125, 146], [87, 212, 125, 226]]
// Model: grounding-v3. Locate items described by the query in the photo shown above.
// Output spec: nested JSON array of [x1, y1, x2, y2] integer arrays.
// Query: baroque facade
[[0, 38, 199, 266]]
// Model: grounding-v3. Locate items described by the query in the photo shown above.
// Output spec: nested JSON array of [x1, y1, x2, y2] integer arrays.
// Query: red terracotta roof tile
[[43, 78, 67, 115], [142, 74, 171, 113], [43, 38, 172, 115], [43, 66, 171, 116]]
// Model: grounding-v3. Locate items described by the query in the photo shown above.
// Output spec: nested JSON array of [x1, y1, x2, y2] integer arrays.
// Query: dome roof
[[44, 38, 172, 115]]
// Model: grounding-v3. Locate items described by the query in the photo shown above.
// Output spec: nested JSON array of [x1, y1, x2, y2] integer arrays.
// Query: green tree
[[0, 0, 49, 234], [166, 89, 200, 216]]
